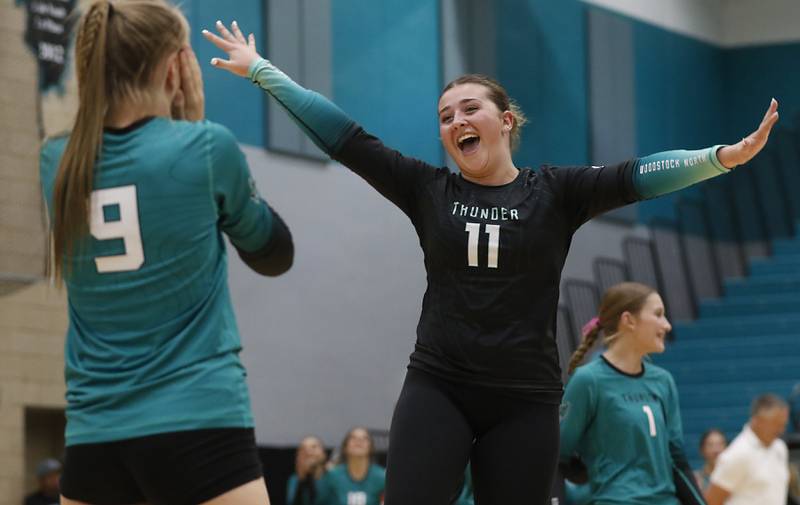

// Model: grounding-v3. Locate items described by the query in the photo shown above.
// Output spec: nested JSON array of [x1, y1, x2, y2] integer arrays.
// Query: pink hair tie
[[581, 316, 600, 337]]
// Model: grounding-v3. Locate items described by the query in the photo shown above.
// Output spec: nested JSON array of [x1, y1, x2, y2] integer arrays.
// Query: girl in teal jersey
[[317, 428, 386, 505], [43, 1, 293, 504], [287, 436, 330, 505], [560, 283, 704, 505]]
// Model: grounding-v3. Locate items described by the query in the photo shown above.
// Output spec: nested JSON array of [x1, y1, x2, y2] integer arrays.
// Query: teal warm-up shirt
[[560, 357, 688, 505], [316, 464, 385, 505], [40, 117, 274, 445]]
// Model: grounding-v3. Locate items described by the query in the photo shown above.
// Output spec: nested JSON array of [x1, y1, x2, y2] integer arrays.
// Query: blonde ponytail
[[51, 1, 111, 280], [50, 0, 187, 281]]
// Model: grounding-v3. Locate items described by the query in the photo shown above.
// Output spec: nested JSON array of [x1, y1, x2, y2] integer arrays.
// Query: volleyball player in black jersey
[[204, 21, 779, 505]]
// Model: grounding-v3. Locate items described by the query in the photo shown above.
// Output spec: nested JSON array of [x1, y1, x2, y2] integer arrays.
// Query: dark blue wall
[[723, 42, 800, 140], [185, 0, 265, 147], [495, 0, 590, 169], [632, 21, 727, 222], [332, 0, 443, 165]]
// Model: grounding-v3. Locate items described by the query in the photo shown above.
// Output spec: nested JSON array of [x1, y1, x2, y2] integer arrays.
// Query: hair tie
[[581, 316, 600, 337]]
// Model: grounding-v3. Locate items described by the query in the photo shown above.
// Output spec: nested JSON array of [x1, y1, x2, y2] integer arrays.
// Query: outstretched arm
[[634, 99, 779, 199], [203, 21, 443, 218], [202, 21, 355, 155]]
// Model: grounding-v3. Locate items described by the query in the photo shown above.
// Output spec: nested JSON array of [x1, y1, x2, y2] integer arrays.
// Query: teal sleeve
[[207, 121, 274, 252], [313, 472, 333, 505], [248, 58, 356, 156], [666, 374, 707, 505], [665, 374, 685, 460], [286, 474, 298, 505], [455, 463, 475, 505], [633, 145, 728, 199], [564, 481, 593, 505], [559, 369, 596, 461]]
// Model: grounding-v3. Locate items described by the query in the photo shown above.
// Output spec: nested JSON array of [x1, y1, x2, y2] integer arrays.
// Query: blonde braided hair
[[75, 1, 111, 86], [51, 0, 187, 280]]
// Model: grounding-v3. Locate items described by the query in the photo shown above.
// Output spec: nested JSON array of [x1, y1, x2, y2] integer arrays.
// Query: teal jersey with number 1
[[560, 357, 684, 505], [40, 117, 274, 446]]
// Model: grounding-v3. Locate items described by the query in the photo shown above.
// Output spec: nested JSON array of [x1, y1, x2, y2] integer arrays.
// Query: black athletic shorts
[[60, 427, 263, 505]]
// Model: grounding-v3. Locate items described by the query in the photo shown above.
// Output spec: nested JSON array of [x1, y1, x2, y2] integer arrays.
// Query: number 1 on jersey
[[642, 405, 657, 437], [465, 222, 500, 268]]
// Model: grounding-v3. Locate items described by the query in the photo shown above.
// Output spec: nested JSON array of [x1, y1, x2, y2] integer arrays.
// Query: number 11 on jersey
[[465, 222, 500, 268]]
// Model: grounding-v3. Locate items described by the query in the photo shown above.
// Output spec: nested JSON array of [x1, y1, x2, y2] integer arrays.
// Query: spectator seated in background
[[24, 458, 61, 505], [287, 435, 329, 505], [705, 394, 790, 505], [317, 427, 385, 505], [694, 428, 727, 493]]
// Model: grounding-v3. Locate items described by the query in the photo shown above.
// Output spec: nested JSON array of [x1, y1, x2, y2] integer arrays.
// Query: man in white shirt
[[705, 394, 790, 505]]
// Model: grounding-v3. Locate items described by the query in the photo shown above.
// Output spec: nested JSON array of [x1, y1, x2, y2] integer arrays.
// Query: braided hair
[[567, 282, 655, 374], [52, 0, 187, 280]]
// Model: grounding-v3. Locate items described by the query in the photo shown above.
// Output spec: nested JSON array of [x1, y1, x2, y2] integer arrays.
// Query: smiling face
[[343, 427, 372, 460], [295, 435, 326, 475], [438, 83, 515, 180], [623, 292, 672, 355], [298, 436, 325, 464]]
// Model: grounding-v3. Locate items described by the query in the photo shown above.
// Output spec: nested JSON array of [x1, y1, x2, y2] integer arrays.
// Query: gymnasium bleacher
[[558, 121, 800, 468]]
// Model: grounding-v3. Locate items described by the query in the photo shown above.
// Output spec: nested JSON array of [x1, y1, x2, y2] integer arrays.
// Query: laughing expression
[[438, 83, 514, 181]]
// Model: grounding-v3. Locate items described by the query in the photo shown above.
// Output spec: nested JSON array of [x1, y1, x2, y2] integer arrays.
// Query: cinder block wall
[[0, 0, 84, 503]]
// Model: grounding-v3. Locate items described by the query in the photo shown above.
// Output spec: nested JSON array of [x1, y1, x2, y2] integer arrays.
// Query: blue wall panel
[[632, 21, 726, 223], [332, 0, 442, 166], [495, 0, 590, 169], [184, 0, 265, 147], [723, 42, 800, 141]]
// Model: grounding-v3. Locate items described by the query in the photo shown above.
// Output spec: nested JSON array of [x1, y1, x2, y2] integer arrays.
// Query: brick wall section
[[0, 1, 47, 278], [0, 0, 83, 503], [0, 284, 67, 505]]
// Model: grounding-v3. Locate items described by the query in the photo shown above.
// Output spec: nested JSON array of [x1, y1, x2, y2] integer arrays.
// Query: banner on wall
[[19, 0, 78, 91]]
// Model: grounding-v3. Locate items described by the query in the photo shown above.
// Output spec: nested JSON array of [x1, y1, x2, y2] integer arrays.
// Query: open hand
[[717, 99, 779, 169], [202, 20, 262, 78]]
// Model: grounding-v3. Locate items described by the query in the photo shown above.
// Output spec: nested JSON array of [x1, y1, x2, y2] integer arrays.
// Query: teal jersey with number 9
[[559, 357, 684, 505], [40, 117, 274, 446]]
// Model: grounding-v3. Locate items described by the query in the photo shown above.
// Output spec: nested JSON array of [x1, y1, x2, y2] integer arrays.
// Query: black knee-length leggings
[[384, 369, 560, 505]]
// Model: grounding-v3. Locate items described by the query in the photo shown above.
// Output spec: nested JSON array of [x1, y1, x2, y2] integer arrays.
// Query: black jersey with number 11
[[335, 128, 638, 401]]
